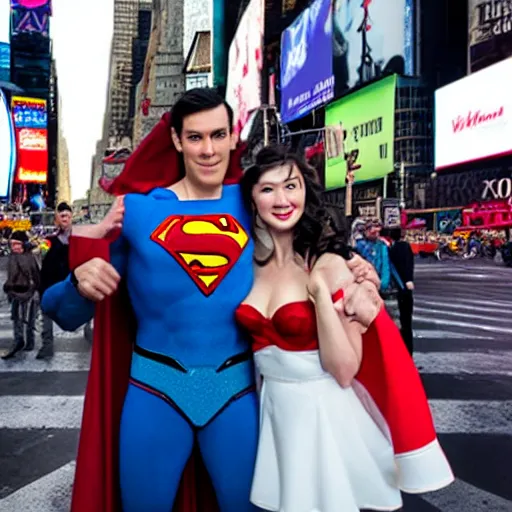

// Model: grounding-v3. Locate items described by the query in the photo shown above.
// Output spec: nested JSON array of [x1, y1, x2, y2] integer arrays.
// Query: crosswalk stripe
[[0, 461, 74, 512], [415, 299, 511, 316], [421, 478, 512, 512], [1, 395, 510, 435], [414, 329, 494, 340], [417, 296, 512, 308], [414, 351, 512, 376], [0, 352, 91, 372], [413, 314, 512, 335], [429, 399, 512, 435], [0, 396, 84, 429], [414, 306, 512, 326]]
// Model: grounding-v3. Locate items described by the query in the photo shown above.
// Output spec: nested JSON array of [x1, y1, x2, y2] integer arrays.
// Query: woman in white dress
[[235, 145, 453, 512]]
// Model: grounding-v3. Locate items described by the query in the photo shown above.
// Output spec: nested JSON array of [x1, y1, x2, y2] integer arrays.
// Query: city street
[[0, 260, 511, 511]]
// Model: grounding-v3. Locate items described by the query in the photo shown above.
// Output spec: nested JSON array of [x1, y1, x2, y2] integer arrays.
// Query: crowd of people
[[2, 202, 76, 361]]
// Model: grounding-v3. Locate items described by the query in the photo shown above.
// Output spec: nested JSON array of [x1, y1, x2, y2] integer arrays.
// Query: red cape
[[69, 113, 244, 512]]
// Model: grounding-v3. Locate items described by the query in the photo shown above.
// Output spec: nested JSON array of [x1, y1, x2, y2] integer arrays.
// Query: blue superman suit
[[42, 185, 260, 512]]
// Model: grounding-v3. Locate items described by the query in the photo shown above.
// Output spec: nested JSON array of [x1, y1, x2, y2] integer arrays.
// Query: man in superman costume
[[42, 89, 261, 512]]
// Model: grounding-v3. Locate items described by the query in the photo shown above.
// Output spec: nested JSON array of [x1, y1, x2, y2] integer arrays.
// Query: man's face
[[9, 240, 23, 254], [171, 105, 237, 189], [365, 225, 381, 241], [56, 210, 72, 230]]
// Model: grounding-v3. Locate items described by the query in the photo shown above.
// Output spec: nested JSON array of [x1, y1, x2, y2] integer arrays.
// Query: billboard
[[11, 96, 47, 128], [225, 0, 264, 135], [11, 96, 47, 184], [332, 0, 414, 96], [468, 0, 512, 73], [280, 0, 334, 123], [15, 127, 47, 183], [10, 0, 50, 10], [1, 0, 9, 43], [435, 57, 512, 171], [324, 74, 397, 190], [0, 89, 16, 198], [0, 42, 9, 81]]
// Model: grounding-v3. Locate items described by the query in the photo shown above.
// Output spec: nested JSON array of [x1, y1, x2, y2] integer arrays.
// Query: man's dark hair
[[170, 88, 234, 136], [57, 202, 72, 213]]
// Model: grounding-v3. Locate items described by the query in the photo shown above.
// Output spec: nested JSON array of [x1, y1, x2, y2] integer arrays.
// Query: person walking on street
[[355, 219, 391, 292], [38, 202, 73, 359], [389, 228, 415, 355], [2, 231, 40, 360]]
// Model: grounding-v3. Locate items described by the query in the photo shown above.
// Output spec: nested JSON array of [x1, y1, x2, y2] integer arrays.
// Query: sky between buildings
[[51, 0, 114, 201]]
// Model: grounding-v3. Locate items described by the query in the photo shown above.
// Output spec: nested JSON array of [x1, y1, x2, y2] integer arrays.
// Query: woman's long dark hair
[[240, 145, 351, 266]]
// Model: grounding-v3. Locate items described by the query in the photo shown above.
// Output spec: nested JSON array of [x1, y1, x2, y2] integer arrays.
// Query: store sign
[[481, 176, 512, 199], [280, 0, 334, 123], [225, 0, 264, 135], [468, 0, 512, 73], [435, 57, 512, 170], [325, 74, 397, 190], [15, 127, 48, 183], [0, 89, 16, 198]]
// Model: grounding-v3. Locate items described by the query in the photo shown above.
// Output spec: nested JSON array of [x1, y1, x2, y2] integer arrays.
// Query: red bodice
[[235, 290, 344, 353]]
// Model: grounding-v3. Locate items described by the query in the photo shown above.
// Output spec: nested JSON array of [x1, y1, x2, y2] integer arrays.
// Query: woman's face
[[252, 163, 306, 233]]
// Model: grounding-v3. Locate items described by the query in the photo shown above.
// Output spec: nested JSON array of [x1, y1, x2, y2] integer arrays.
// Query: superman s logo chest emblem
[[150, 214, 249, 296]]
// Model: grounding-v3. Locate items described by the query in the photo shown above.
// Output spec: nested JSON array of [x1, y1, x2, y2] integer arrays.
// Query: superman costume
[[236, 291, 454, 511], [41, 113, 259, 512]]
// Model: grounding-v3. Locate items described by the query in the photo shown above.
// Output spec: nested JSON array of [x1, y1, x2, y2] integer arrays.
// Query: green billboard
[[324, 74, 397, 190]]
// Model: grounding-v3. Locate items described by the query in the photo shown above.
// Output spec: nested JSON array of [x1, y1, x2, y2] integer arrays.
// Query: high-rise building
[[57, 96, 71, 204], [105, 0, 152, 144], [89, 0, 151, 211]]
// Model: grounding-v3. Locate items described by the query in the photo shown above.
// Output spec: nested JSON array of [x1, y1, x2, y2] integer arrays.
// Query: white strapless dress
[[251, 346, 403, 512]]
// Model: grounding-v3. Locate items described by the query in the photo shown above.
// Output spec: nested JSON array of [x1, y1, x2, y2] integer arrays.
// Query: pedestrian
[[39, 201, 85, 359], [355, 219, 391, 292], [2, 230, 40, 360], [389, 228, 415, 355]]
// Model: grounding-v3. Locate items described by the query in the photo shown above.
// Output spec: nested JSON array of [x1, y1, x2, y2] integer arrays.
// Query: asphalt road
[[0, 259, 511, 511]]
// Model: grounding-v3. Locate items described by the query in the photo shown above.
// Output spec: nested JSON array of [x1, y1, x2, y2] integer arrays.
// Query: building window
[[186, 73, 210, 90]]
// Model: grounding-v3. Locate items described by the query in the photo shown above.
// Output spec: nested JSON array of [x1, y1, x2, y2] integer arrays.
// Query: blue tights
[[119, 383, 261, 512]]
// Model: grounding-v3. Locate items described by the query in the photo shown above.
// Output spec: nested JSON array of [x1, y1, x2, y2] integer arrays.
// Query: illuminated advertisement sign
[[325, 74, 397, 190], [1, 0, 9, 43], [0, 89, 16, 197], [435, 57, 512, 170], [0, 42, 9, 81], [15, 127, 47, 183], [225, 0, 264, 134], [11, 96, 48, 129], [10, 0, 50, 10]]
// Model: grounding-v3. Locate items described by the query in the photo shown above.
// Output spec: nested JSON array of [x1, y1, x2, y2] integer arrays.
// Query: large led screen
[[11, 96, 48, 183], [435, 57, 512, 171], [325, 74, 397, 190], [0, 90, 16, 198], [225, 0, 264, 135], [332, 0, 414, 97]]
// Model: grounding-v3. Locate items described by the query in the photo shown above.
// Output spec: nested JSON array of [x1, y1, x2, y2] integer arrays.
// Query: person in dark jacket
[[38, 201, 73, 359], [2, 231, 40, 360], [389, 228, 415, 355]]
